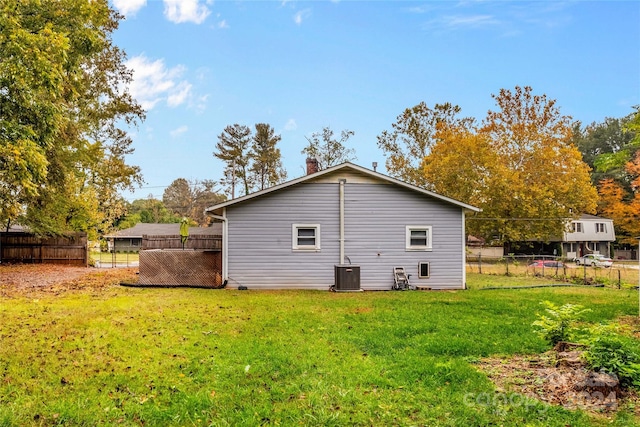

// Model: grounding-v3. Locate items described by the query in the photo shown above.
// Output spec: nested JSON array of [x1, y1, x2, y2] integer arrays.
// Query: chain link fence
[[466, 254, 639, 288], [90, 250, 139, 268]]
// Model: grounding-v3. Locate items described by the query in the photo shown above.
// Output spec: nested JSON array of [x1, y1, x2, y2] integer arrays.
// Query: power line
[[467, 217, 578, 221]]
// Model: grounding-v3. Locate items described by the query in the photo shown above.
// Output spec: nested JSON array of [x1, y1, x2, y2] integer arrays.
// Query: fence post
[[618, 270, 621, 289], [478, 253, 482, 274], [505, 256, 509, 276]]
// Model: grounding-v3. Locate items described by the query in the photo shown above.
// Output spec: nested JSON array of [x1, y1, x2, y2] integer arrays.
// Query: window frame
[[595, 223, 606, 233], [405, 226, 433, 251], [572, 222, 583, 233], [418, 262, 430, 278], [292, 224, 321, 251]]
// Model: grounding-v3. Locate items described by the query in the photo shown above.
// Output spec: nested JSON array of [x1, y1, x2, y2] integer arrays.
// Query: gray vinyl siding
[[226, 181, 465, 290], [226, 183, 339, 289], [344, 183, 463, 290]]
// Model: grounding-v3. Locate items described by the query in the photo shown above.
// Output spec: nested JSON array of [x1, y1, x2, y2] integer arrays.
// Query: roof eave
[[205, 162, 481, 214]]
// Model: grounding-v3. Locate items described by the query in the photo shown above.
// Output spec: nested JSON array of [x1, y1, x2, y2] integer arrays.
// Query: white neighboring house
[[563, 214, 615, 260]]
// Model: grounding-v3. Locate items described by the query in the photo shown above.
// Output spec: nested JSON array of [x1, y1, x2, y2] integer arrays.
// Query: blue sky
[[111, 0, 640, 201]]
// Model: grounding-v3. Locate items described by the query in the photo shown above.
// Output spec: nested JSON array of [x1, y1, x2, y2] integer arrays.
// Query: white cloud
[[113, 0, 146, 17], [423, 14, 500, 32], [164, 0, 211, 24], [217, 19, 229, 29], [293, 9, 311, 26], [194, 94, 210, 113], [125, 54, 192, 110], [167, 81, 193, 107], [407, 6, 428, 14], [284, 119, 297, 131], [170, 125, 189, 138], [444, 14, 499, 28]]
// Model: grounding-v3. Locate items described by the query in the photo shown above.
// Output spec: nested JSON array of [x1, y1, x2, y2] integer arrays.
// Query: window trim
[[572, 222, 583, 233], [418, 262, 430, 278], [405, 226, 432, 251], [595, 223, 606, 233], [292, 224, 321, 251]]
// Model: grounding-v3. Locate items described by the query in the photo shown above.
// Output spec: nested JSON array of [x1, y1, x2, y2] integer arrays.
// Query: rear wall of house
[[225, 179, 465, 290]]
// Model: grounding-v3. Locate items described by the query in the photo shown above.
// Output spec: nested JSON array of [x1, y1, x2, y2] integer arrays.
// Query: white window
[[595, 223, 606, 233], [418, 262, 430, 278], [572, 222, 583, 233], [406, 226, 432, 251], [292, 224, 321, 250]]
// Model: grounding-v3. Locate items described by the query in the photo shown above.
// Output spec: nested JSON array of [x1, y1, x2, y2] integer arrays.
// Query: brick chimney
[[306, 157, 319, 175]]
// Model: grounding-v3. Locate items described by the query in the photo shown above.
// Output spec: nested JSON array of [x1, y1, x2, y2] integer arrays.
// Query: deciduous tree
[[573, 112, 637, 188], [382, 87, 598, 244], [115, 197, 181, 229], [473, 86, 597, 243], [301, 127, 356, 171], [596, 179, 638, 244], [377, 102, 474, 187], [163, 178, 225, 226], [0, 0, 144, 237]]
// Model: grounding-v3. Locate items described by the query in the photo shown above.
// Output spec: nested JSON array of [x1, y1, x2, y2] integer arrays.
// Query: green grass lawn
[[90, 252, 140, 263], [1, 273, 639, 426]]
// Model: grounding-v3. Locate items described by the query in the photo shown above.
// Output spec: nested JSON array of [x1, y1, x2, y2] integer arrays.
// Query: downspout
[[339, 179, 346, 265], [462, 210, 467, 289], [208, 208, 228, 284]]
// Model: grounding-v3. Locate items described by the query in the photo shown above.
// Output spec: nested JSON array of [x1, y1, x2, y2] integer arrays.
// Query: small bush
[[584, 324, 640, 388], [532, 301, 590, 346]]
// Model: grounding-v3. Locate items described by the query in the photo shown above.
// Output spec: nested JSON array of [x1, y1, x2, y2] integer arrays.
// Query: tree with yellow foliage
[[380, 86, 598, 244]]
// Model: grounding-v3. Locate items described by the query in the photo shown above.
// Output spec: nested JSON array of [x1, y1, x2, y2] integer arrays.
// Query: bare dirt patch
[[476, 351, 640, 417], [0, 264, 137, 297]]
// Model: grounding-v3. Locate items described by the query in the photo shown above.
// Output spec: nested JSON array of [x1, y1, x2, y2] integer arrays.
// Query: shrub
[[532, 301, 590, 346], [584, 324, 640, 388]]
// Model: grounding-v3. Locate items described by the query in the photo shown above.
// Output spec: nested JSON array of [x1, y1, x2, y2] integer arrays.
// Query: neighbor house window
[[406, 226, 432, 251], [572, 222, 583, 233], [292, 224, 321, 250], [595, 223, 606, 233], [418, 262, 430, 278]]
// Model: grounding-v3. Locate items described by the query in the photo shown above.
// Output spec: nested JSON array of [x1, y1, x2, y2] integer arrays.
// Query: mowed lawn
[[1, 271, 639, 426]]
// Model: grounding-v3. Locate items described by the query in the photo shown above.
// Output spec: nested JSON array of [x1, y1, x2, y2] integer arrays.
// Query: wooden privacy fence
[[142, 234, 222, 250], [0, 232, 88, 266]]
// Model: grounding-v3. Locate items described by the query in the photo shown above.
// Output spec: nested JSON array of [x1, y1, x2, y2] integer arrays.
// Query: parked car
[[575, 254, 613, 268], [528, 260, 565, 268]]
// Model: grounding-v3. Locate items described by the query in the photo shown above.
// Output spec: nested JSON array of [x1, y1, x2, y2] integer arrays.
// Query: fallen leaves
[[475, 352, 640, 416], [0, 264, 138, 298]]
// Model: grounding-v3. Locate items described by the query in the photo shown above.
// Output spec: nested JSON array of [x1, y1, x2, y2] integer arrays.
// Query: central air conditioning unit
[[334, 264, 361, 291]]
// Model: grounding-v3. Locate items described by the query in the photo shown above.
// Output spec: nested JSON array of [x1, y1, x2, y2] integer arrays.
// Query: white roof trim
[[205, 162, 481, 214], [574, 214, 613, 222]]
